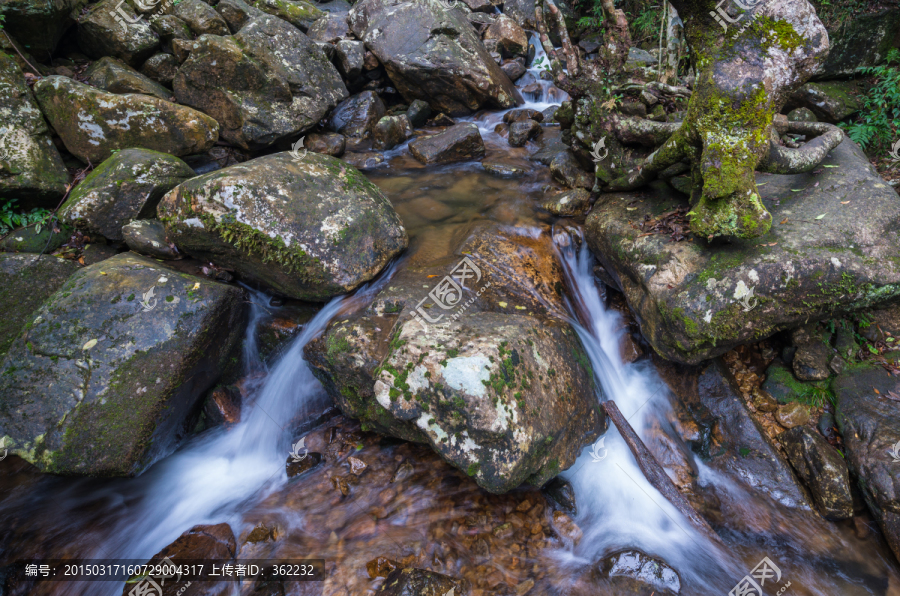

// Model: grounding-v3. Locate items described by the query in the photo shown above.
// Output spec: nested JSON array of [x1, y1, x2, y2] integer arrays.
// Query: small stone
[[366, 556, 398, 579], [751, 389, 779, 413], [405, 99, 431, 128], [428, 113, 456, 127], [348, 455, 367, 475], [503, 108, 544, 124], [828, 354, 845, 375], [286, 452, 323, 478], [331, 475, 350, 496], [776, 402, 810, 429], [482, 162, 526, 177], [390, 460, 414, 483]]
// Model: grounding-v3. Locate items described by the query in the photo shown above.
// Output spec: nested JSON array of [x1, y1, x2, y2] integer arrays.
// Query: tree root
[[759, 121, 845, 175], [534, 1, 562, 78], [544, 0, 580, 78]]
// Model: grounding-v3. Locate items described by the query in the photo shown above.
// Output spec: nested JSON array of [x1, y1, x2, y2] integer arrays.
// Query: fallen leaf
[[886, 390, 900, 402], [815, 213, 827, 220], [841, 201, 850, 204], [823, 164, 839, 168], [82, 339, 98, 351], [626, 207, 638, 211], [874, 388, 880, 395], [780, 218, 789, 224]]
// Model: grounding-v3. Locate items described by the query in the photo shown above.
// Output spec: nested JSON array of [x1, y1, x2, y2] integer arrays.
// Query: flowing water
[[2, 34, 900, 596]]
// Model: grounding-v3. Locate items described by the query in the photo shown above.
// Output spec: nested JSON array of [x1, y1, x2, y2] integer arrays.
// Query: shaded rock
[[203, 385, 242, 426], [507, 119, 541, 147], [215, 0, 265, 32], [76, 0, 160, 66], [174, 18, 348, 149], [123, 219, 181, 260], [0, 0, 87, 56], [84, 56, 171, 100], [503, 108, 543, 125], [594, 550, 681, 595], [500, 60, 526, 82], [141, 53, 179, 86], [484, 14, 528, 58], [793, 341, 832, 381], [542, 476, 576, 515], [341, 151, 385, 170], [626, 46, 657, 65], [59, 149, 195, 242], [541, 188, 591, 217], [461, 0, 493, 11], [316, 0, 352, 12], [786, 107, 817, 122], [372, 115, 412, 151], [306, 132, 346, 156], [428, 113, 456, 127], [34, 76, 218, 163], [761, 359, 811, 404], [0, 223, 69, 254], [409, 123, 485, 164], [863, 303, 900, 344], [502, 0, 535, 29], [583, 139, 900, 365], [775, 402, 810, 428], [0, 254, 245, 475], [348, 0, 522, 115], [0, 254, 79, 359], [550, 151, 592, 189], [376, 568, 466, 596], [481, 162, 526, 177], [252, 0, 324, 31], [779, 425, 853, 520], [81, 243, 120, 266], [785, 80, 862, 124], [286, 451, 323, 477], [467, 11, 498, 34], [335, 39, 365, 79], [327, 90, 386, 139], [173, 0, 231, 35], [834, 364, 900, 562], [307, 12, 352, 43], [814, 9, 900, 79], [0, 53, 68, 209], [405, 99, 431, 128], [149, 14, 192, 54], [158, 152, 407, 301]]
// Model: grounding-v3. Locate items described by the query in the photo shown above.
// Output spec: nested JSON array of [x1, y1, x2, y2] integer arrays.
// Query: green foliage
[[809, 0, 870, 28], [630, 3, 663, 43], [0, 199, 52, 237], [840, 49, 900, 153]]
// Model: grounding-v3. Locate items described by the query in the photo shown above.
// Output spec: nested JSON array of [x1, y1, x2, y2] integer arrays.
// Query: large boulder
[[785, 81, 863, 123], [814, 9, 900, 79], [0, 0, 88, 55], [0, 253, 245, 476], [59, 149, 195, 242], [327, 90, 385, 139], [252, 0, 324, 31], [172, 0, 231, 36], [173, 15, 347, 149], [158, 152, 408, 301], [0, 254, 79, 360], [585, 139, 900, 365], [34, 76, 219, 164], [0, 53, 68, 209], [76, 0, 160, 66], [307, 12, 352, 43], [83, 56, 172, 101], [408, 123, 485, 164], [348, 0, 522, 115]]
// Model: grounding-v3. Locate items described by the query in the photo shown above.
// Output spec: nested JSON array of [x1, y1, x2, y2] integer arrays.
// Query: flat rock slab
[[409, 123, 485, 164], [585, 139, 900, 364]]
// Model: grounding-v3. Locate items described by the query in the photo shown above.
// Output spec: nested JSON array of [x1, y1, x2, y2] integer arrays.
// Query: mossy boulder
[[59, 148, 196, 242], [0, 223, 70, 254], [0, 253, 245, 476], [814, 9, 900, 79], [0, 254, 79, 359], [252, 0, 324, 31], [171, 0, 230, 36], [0, 0, 88, 55], [83, 56, 172, 101], [0, 53, 68, 209], [584, 139, 900, 364], [76, 0, 160, 66], [157, 152, 408, 301], [33, 76, 219, 164], [785, 81, 863, 124], [122, 219, 181, 259]]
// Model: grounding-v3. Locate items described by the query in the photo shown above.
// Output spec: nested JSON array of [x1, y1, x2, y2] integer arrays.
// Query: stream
[[1, 35, 899, 596]]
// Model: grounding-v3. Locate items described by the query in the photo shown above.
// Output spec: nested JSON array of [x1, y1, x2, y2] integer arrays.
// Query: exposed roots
[[760, 121, 845, 174]]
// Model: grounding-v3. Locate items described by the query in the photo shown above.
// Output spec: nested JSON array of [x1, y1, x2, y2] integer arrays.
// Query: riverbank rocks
[[508, 119, 541, 147], [76, 0, 160, 66], [0, 54, 68, 209], [409, 123, 485, 164], [0, 0, 87, 55], [158, 152, 407, 301], [59, 149, 195, 242], [376, 568, 467, 596], [834, 363, 900, 562], [779, 426, 853, 520], [592, 550, 681, 595], [34, 76, 218, 164], [0, 253, 244, 476], [541, 188, 592, 217], [173, 16, 347, 149], [327, 90, 386, 139], [123, 219, 181, 260], [83, 56, 172, 101], [585, 140, 900, 365], [372, 115, 412, 151], [348, 0, 522, 115]]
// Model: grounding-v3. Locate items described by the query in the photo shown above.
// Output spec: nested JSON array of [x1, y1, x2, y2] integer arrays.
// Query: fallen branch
[[534, 1, 562, 78], [544, 0, 580, 77]]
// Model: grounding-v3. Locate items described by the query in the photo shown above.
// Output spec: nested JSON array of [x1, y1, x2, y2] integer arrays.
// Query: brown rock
[[408, 123, 485, 164], [306, 132, 346, 157], [348, 455, 368, 475], [776, 402, 811, 428]]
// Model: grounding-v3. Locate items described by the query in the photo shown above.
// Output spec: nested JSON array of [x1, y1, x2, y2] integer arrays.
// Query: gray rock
[[149, 14, 192, 53], [310, 0, 350, 13], [500, 60, 526, 81], [501, 0, 535, 29], [59, 149, 195, 242], [341, 151, 384, 170], [507, 118, 541, 147], [761, 359, 812, 404], [122, 219, 181, 260], [215, 0, 265, 32], [409, 123, 485, 164], [593, 550, 681, 595], [251, 0, 324, 31], [503, 108, 543, 123], [372, 114, 412, 151], [484, 14, 528, 58], [481, 161, 526, 177], [173, 0, 230, 35], [76, 0, 160, 66], [814, 9, 900, 79], [0, 223, 70, 254], [405, 99, 431, 128], [785, 80, 863, 123], [550, 151, 592, 189], [793, 341, 832, 381], [541, 188, 591, 217], [779, 425, 853, 520], [335, 39, 365, 79], [460, 0, 493, 12], [141, 53, 179, 86], [0, 253, 245, 476], [305, 132, 346, 156], [786, 107, 817, 122], [83, 56, 172, 100], [626, 46, 657, 65], [327, 90, 386, 138], [158, 152, 408, 300], [307, 12, 351, 43]]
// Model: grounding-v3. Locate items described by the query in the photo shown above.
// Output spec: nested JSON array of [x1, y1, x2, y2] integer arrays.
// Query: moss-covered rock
[[0, 253, 245, 476], [59, 148, 195, 242], [584, 139, 900, 364], [0, 223, 70, 254], [785, 80, 862, 123], [814, 8, 900, 79], [0, 53, 68, 209], [0, 0, 88, 55], [171, 0, 230, 36], [157, 152, 408, 300], [33, 76, 219, 164], [122, 219, 181, 259], [252, 0, 323, 31], [83, 56, 172, 101], [76, 0, 160, 66]]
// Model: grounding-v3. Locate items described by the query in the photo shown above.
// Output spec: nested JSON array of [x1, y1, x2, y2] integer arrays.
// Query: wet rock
[[81, 243, 120, 266], [583, 139, 900, 365], [348, 0, 522, 115], [215, 0, 265, 31], [542, 476, 576, 515], [779, 426, 853, 520], [123, 219, 181, 260], [150, 14, 192, 54], [348, 455, 367, 475], [507, 119, 541, 147], [252, 0, 323, 31], [751, 390, 779, 413], [307, 12, 352, 43], [158, 152, 407, 301], [793, 341, 832, 381], [461, 0, 493, 11], [174, 0, 231, 36], [376, 568, 467, 596], [341, 151, 385, 170], [484, 14, 528, 58], [306, 132, 346, 157], [372, 115, 413, 151], [786, 107, 817, 122], [814, 9, 900, 79], [501, 60, 526, 82], [541, 188, 591, 217], [550, 151, 592, 190], [286, 451, 323, 477], [335, 39, 365, 79], [390, 460, 414, 483], [409, 123, 485, 164], [174, 18, 348, 149], [760, 359, 810, 404], [366, 556, 399, 579], [785, 80, 863, 124], [503, 108, 543, 124], [34, 76, 218, 163], [776, 402, 810, 429], [0, 254, 245, 476], [0, 255, 79, 359], [171, 38, 199, 63], [502, 0, 536, 29], [203, 385, 242, 426], [481, 162, 527, 177], [0, 0, 86, 56], [834, 364, 900, 562], [428, 113, 457, 127], [76, 0, 160, 66], [0, 53, 68, 209], [327, 90, 386, 139], [83, 56, 171, 101], [59, 149, 195, 242], [593, 550, 680, 595], [405, 99, 431, 128]]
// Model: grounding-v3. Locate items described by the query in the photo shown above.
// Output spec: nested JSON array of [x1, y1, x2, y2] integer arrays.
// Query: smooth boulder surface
[[409, 123, 485, 164], [123, 219, 181, 260], [585, 140, 900, 365], [34, 76, 219, 163], [0, 253, 245, 476], [0, 53, 68, 209], [59, 149, 196, 242], [253, 0, 324, 31], [83, 56, 172, 101], [779, 425, 853, 520], [158, 152, 408, 301], [76, 0, 160, 66], [348, 0, 522, 115], [327, 90, 386, 139]]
